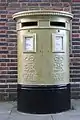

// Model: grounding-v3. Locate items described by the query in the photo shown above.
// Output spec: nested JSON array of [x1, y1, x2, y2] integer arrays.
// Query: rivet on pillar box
[[13, 10, 73, 114]]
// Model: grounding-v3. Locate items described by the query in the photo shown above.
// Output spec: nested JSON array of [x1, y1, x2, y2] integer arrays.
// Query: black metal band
[[17, 84, 71, 114]]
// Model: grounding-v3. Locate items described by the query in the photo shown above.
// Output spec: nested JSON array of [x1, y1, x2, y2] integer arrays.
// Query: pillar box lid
[[13, 10, 73, 20]]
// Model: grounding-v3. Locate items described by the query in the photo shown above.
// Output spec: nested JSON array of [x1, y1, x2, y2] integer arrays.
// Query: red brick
[[2, 55, 7, 58], [6, 89, 17, 92], [63, 2, 70, 7], [51, 2, 63, 7], [0, 7, 6, 10], [1, 15, 6, 18], [1, 0, 7, 2], [72, 34, 79, 38], [0, 67, 8, 70], [11, 59, 17, 62], [1, 71, 7, 74], [8, 47, 16, 50], [11, 51, 17, 54], [40, 2, 50, 6], [0, 3, 7, 7], [0, 23, 6, 26], [7, 0, 18, 2], [28, 3, 38, 6], [8, 3, 20, 8], [9, 84, 17, 88], [8, 55, 17, 58], [7, 78, 17, 83], [1, 63, 6, 66], [1, 47, 7, 50], [0, 31, 6, 33], [72, 0, 80, 1], [7, 15, 12, 18], [21, 3, 28, 8], [7, 63, 17, 66], [0, 39, 6, 41]]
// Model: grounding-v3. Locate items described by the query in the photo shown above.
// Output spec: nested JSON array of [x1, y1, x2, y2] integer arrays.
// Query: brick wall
[[70, 0, 80, 99], [0, 0, 78, 101]]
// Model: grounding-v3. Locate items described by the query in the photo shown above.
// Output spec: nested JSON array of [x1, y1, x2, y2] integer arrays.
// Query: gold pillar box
[[13, 10, 73, 114]]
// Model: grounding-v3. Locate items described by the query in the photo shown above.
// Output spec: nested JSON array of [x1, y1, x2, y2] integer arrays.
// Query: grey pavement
[[0, 99, 80, 120]]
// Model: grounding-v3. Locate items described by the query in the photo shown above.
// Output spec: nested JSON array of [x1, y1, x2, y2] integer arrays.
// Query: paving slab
[[0, 99, 80, 120], [51, 110, 80, 120], [0, 102, 16, 120], [10, 109, 51, 120], [0, 102, 13, 113], [0, 113, 10, 120]]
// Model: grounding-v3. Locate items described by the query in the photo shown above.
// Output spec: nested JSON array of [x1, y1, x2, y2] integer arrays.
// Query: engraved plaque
[[23, 33, 36, 52], [53, 55, 64, 72], [25, 37, 33, 51], [22, 54, 37, 83], [55, 36, 63, 51], [52, 33, 64, 52], [51, 54, 65, 84]]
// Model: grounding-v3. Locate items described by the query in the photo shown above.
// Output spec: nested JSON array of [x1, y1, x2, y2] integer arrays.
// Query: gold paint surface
[[17, 29, 69, 85]]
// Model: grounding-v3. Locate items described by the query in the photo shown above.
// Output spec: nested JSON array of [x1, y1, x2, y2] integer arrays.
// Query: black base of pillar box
[[17, 84, 71, 114]]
